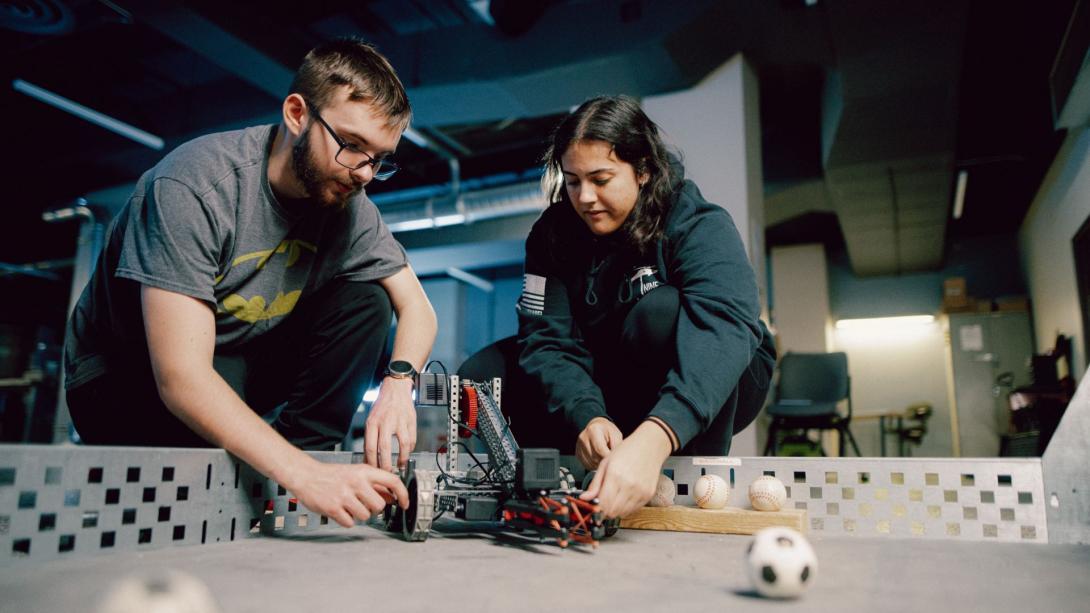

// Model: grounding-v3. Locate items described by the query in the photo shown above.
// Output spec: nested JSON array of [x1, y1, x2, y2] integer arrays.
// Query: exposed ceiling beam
[[133, 3, 292, 99]]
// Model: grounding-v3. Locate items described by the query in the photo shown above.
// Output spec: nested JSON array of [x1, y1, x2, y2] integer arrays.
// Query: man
[[64, 38, 436, 528]]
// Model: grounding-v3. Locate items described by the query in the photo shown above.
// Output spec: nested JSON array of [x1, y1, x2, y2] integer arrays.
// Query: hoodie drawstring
[[584, 253, 604, 306]]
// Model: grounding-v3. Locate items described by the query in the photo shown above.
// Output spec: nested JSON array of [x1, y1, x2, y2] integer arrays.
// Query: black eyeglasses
[[309, 107, 399, 181]]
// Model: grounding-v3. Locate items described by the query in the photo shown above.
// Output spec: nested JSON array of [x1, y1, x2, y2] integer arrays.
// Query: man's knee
[[337, 281, 392, 326], [304, 280, 393, 340]]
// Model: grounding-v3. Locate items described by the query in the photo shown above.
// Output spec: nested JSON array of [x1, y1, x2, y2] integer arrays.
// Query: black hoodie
[[516, 162, 774, 449]]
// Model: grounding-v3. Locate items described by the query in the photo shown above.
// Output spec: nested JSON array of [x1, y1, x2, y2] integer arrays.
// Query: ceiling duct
[[0, 0, 73, 34], [819, 0, 969, 275], [375, 179, 546, 233]]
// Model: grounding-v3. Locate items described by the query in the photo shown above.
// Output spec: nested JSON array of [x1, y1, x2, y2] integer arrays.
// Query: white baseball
[[693, 474, 729, 509], [647, 473, 676, 507], [749, 475, 788, 512]]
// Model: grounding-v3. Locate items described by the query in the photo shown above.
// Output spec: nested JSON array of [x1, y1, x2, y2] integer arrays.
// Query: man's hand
[[285, 458, 409, 528], [141, 285, 418, 530], [576, 417, 624, 470], [580, 421, 672, 519], [364, 376, 417, 470]]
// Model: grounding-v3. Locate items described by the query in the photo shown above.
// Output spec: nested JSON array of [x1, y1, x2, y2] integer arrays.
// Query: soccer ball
[[745, 527, 817, 599]]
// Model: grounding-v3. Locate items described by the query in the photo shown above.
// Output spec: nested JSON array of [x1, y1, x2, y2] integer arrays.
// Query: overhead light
[[835, 315, 935, 330], [13, 79, 164, 150], [952, 169, 968, 219]]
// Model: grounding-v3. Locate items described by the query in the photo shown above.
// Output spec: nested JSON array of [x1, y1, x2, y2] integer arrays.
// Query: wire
[[469, 382, 517, 482], [431, 379, 519, 493], [457, 441, 514, 486], [434, 442, 508, 488], [423, 360, 448, 376]]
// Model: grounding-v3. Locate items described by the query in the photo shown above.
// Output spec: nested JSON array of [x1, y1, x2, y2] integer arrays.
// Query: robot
[[383, 374, 613, 548]]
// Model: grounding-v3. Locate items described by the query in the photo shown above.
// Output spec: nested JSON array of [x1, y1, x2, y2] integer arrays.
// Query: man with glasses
[[63, 38, 436, 527]]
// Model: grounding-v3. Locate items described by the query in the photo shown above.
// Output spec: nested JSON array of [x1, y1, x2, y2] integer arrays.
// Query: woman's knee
[[621, 285, 679, 355], [733, 356, 773, 432]]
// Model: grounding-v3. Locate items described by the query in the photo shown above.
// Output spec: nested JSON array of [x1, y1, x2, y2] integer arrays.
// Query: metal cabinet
[[947, 312, 1034, 457]]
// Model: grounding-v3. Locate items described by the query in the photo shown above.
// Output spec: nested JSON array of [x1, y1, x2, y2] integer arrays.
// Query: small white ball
[[98, 570, 221, 613], [748, 475, 788, 512], [647, 473, 676, 507], [693, 474, 729, 509], [745, 527, 817, 599]]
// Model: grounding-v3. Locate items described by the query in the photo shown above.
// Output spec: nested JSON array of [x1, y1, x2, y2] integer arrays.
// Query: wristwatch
[[384, 360, 418, 383]]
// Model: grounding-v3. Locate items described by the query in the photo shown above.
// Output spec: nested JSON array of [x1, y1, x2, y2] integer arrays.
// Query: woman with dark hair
[[515, 95, 776, 519]]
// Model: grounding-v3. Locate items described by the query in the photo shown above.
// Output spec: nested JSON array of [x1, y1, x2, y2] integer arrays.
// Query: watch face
[[388, 360, 415, 377]]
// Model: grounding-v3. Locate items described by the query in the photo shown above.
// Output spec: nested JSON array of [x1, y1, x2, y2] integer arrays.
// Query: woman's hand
[[580, 421, 672, 518], [576, 417, 624, 469]]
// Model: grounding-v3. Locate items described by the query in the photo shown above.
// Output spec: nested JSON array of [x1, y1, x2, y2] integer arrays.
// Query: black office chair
[[763, 351, 862, 457]]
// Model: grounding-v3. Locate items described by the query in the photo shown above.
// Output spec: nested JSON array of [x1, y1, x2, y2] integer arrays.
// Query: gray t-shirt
[[65, 125, 407, 389]]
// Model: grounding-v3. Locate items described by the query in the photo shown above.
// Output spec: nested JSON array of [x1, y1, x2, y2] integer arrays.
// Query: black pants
[[68, 280, 392, 450], [459, 286, 774, 455]]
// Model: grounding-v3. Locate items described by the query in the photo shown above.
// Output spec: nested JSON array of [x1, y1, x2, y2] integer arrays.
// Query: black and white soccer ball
[[745, 527, 818, 599], [98, 570, 221, 613]]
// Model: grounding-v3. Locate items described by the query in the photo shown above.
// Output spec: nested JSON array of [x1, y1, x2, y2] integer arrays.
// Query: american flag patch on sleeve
[[517, 273, 546, 315]]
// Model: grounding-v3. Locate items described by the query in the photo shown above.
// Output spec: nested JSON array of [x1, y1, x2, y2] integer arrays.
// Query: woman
[[515, 95, 776, 519]]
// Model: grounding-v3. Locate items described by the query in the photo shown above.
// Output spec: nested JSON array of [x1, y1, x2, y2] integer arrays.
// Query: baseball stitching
[[697, 477, 718, 507], [750, 477, 785, 510], [750, 492, 780, 510]]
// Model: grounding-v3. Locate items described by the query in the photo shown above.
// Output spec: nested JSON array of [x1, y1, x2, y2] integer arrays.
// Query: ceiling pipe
[[403, 127, 463, 208], [0, 198, 98, 280], [420, 125, 472, 156], [41, 199, 94, 224], [445, 267, 495, 292]]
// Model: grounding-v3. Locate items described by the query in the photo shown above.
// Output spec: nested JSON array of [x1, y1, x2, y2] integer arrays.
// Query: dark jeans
[[68, 280, 393, 450], [459, 286, 774, 455]]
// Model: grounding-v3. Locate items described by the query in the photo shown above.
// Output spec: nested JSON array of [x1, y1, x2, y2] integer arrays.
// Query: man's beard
[[291, 127, 356, 209]]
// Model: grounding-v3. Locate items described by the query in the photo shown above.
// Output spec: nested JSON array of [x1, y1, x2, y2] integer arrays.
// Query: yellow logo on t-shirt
[[221, 291, 301, 323], [231, 239, 317, 270], [216, 239, 317, 322]]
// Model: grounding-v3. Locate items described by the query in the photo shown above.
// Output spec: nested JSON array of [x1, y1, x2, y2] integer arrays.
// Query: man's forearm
[[388, 301, 437, 371], [156, 365, 315, 486]]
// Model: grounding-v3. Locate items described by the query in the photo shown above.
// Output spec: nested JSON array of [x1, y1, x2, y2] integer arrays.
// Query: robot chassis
[[383, 375, 615, 548]]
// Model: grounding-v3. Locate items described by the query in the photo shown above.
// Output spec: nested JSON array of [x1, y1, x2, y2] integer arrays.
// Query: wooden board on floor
[[620, 505, 806, 535]]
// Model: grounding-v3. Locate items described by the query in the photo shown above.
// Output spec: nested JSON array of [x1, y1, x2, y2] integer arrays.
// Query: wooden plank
[[620, 505, 807, 535]]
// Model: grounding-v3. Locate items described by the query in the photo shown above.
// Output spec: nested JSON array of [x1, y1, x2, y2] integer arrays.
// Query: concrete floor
[[3, 520, 1088, 613]]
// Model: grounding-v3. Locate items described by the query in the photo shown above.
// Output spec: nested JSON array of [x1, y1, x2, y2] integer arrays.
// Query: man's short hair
[[290, 37, 412, 130]]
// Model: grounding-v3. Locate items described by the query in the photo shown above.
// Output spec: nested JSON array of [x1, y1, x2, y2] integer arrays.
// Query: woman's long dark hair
[[542, 95, 675, 253]]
